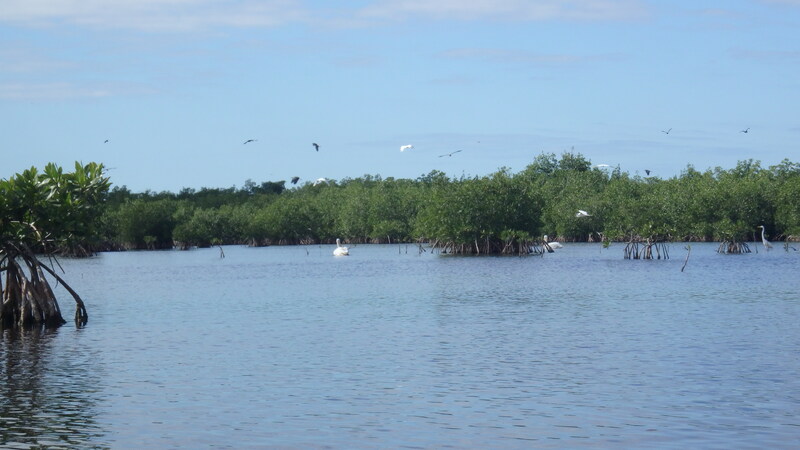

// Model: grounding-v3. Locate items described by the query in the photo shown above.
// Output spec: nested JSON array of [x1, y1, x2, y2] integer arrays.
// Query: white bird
[[333, 238, 349, 256], [314, 178, 328, 186], [757, 225, 773, 250], [576, 210, 592, 218], [400, 144, 413, 152], [544, 235, 563, 249], [594, 164, 610, 168]]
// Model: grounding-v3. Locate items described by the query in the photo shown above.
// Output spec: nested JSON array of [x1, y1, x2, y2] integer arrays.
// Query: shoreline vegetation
[[98, 153, 800, 254], [3, 154, 798, 327]]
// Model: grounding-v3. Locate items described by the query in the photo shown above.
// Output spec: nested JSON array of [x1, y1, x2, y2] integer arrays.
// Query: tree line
[[97, 153, 800, 252], [7, 156, 795, 327]]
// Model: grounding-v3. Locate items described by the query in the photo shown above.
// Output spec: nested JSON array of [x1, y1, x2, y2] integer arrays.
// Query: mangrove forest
[[95, 153, 800, 253]]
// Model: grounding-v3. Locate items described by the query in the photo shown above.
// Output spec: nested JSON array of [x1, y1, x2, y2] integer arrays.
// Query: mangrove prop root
[[37, 261, 88, 327], [624, 240, 670, 260]]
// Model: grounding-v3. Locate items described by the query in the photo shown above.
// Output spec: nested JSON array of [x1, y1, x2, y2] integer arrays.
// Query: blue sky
[[2, 0, 799, 192]]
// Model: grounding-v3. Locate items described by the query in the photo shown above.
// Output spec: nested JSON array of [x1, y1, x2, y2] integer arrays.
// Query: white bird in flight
[[576, 210, 592, 218], [400, 144, 413, 152], [314, 178, 328, 186]]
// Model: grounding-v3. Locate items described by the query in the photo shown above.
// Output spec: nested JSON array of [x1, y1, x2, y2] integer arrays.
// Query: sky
[[2, 0, 799, 192]]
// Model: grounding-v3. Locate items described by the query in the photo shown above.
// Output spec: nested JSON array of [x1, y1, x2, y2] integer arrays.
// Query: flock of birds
[[239, 140, 468, 187], [104, 131, 756, 257]]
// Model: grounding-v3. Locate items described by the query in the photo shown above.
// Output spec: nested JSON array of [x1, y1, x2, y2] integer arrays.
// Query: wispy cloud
[[439, 48, 625, 66], [760, 0, 800, 6], [1, 0, 308, 32], [358, 0, 648, 22], [0, 48, 75, 74], [731, 48, 800, 62], [0, 82, 157, 101], [1, 0, 649, 32]]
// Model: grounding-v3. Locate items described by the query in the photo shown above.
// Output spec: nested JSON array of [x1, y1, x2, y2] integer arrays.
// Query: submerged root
[[717, 240, 751, 254], [429, 238, 539, 256], [624, 240, 670, 260]]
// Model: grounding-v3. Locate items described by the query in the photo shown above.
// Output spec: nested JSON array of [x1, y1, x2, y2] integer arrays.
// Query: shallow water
[[1, 243, 799, 448]]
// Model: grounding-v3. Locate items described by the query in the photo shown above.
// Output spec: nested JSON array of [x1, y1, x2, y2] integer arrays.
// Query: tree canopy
[[97, 154, 800, 252], [1, 162, 110, 328]]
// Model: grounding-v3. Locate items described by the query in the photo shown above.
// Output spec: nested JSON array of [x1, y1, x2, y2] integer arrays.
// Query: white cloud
[[1, 0, 649, 32], [760, 0, 800, 5], [440, 48, 625, 66], [0, 82, 156, 100], [0, 0, 308, 32], [358, 0, 648, 22]]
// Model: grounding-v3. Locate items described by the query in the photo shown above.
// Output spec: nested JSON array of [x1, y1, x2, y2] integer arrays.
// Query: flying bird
[[645, 169, 651, 176], [291, 176, 300, 185], [314, 178, 328, 186], [400, 145, 413, 152], [741, 128, 750, 133], [576, 210, 592, 218], [662, 128, 671, 134], [313, 143, 320, 151], [104, 139, 109, 143], [438, 150, 462, 158], [594, 164, 610, 169], [243, 139, 257, 144]]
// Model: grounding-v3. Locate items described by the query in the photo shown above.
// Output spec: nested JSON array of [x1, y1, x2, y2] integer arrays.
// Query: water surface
[[1, 243, 799, 448]]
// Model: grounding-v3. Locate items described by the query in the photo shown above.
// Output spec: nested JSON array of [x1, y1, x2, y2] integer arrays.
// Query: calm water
[[1, 243, 799, 448]]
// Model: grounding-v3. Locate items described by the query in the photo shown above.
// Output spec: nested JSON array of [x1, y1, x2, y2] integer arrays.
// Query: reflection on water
[[1, 243, 799, 448], [0, 327, 105, 448]]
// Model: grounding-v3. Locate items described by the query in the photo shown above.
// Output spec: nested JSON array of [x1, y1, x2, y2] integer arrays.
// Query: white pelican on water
[[544, 235, 563, 249], [333, 238, 349, 256]]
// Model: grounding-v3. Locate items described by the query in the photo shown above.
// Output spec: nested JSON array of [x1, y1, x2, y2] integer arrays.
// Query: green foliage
[[94, 154, 800, 251], [1, 162, 110, 255]]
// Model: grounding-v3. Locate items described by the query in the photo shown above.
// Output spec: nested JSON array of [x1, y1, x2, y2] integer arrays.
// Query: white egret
[[544, 235, 563, 249], [576, 210, 592, 218], [333, 238, 349, 256], [314, 178, 328, 186], [757, 225, 773, 250], [400, 145, 413, 152]]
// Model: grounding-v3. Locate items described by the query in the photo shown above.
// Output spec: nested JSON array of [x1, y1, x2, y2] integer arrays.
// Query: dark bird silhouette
[[104, 139, 109, 143], [291, 176, 300, 185], [438, 150, 463, 158], [243, 139, 257, 144], [313, 143, 320, 151], [645, 169, 651, 176], [741, 128, 750, 133], [661, 128, 671, 134]]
